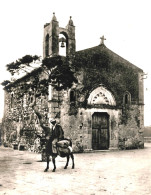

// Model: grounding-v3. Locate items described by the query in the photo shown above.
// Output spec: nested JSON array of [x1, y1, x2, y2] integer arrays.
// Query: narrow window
[[45, 34, 49, 57], [123, 92, 131, 106], [125, 94, 128, 104], [70, 90, 76, 102], [11, 93, 14, 108], [30, 96, 33, 103]]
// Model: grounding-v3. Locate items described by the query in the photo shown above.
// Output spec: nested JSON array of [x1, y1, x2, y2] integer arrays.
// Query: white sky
[[0, 0, 151, 126]]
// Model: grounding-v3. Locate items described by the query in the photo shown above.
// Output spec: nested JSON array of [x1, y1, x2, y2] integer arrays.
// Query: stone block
[[52, 102, 59, 108]]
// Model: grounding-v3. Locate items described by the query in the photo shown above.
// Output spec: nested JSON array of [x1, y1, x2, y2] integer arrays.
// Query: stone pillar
[[43, 13, 59, 58]]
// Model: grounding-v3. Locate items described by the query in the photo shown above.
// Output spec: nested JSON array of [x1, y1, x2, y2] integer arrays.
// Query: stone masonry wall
[[58, 85, 144, 151], [2, 71, 49, 150], [118, 105, 144, 149]]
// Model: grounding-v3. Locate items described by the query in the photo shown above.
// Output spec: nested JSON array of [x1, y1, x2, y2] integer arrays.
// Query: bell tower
[[43, 13, 76, 58]]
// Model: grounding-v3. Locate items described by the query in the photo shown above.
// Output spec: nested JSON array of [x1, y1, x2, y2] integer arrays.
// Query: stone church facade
[[2, 13, 144, 151]]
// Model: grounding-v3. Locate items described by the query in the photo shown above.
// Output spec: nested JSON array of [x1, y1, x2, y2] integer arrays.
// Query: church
[[2, 13, 144, 151]]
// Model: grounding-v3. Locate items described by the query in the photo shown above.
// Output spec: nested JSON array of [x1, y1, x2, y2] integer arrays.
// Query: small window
[[10, 93, 14, 108], [123, 92, 131, 105], [70, 90, 76, 102], [125, 94, 128, 104], [30, 96, 33, 103]]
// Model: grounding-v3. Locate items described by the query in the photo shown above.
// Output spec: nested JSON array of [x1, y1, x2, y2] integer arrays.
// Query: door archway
[[92, 112, 109, 150]]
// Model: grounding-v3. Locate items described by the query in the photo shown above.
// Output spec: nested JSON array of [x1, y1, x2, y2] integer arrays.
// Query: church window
[[125, 94, 128, 104], [123, 92, 131, 106], [70, 90, 76, 102], [10, 93, 14, 108], [30, 96, 33, 103], [45, 34, 49, 57]]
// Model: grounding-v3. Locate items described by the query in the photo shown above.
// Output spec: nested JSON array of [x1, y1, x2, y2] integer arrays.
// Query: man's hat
[[49, 118, 56, 123]]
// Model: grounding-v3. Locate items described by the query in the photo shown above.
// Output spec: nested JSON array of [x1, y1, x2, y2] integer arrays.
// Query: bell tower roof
[[52, 12, 57, 21], [68, 16, 74, 26], [43, 13, 76, 58]]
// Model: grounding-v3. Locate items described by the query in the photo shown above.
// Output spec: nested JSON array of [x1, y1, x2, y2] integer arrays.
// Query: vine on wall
[[72, 48, 139, 108]]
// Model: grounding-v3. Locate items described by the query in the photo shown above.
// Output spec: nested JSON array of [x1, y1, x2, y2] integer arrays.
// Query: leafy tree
[[2, 55, 78, 95], [42, 56, 78, 91], [6, 55, 40, 75]]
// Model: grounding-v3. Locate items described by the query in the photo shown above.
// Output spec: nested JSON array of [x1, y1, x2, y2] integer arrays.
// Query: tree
[[42, 56, 78, 91], [6, 55, 41, 76], [2, 55, 78, 95]]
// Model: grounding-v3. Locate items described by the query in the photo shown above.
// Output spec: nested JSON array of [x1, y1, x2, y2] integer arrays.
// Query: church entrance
[[92, 112, 109, 150]]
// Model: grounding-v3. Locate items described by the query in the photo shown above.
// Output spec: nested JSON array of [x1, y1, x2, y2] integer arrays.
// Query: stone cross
[[100, 35, 106, 45]]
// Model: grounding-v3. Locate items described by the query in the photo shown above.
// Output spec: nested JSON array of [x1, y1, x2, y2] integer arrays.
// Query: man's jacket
[[52, 124, 64, 141]]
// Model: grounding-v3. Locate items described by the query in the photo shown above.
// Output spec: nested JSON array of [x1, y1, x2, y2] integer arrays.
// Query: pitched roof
[[4, 45, 143, 90], [76, 44, 143, 72], [4, 67, 42, 90]]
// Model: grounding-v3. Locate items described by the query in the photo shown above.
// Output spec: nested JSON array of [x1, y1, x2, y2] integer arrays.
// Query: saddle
[[56, 139, 72, 157]]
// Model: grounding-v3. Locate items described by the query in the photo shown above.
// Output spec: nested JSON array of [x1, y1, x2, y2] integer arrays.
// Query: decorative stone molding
[[88, 86, 116, 106]]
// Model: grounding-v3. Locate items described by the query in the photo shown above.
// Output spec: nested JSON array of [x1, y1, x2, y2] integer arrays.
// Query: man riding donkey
[[49, 118, 64, 154], [31, 100, 74, 172]]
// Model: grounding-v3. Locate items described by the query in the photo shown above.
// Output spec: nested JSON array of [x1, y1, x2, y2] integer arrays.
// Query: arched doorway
[[92, 112, 109, 150]]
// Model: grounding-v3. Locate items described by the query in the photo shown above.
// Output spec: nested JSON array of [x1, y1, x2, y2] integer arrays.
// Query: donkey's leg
[[52, 156, 56, 172], [71, 153, 75, 169], [44, 155, 50, 172], [64, 155, 70, 169]]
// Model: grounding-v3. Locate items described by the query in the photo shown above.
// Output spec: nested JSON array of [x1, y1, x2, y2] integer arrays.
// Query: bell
[[61, 41, 65, 48]]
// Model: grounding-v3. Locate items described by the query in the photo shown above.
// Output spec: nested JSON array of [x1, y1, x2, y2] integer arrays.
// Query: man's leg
[[52, 139, 58, 154]]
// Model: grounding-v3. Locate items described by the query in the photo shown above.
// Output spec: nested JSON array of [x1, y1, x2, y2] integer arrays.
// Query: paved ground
[[0, 144, 151, 195]]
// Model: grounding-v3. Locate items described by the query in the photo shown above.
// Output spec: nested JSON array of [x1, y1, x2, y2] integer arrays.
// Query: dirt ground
[[0, 143, 151, 195]]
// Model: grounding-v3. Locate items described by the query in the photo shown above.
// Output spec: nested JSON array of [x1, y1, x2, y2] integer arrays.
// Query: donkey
[[44, 138, 75, 172], [31, 100, 74, 172]]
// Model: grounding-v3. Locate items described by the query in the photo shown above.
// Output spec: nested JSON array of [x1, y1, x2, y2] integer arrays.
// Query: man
[[32, 100, 64, 152], [50, 118, 64, 154]]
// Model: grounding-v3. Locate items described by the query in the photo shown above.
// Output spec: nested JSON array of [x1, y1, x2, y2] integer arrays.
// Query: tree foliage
[[42, 56, 78, 91], [3, 55, 78, 96], [6, 55, 40, 75]]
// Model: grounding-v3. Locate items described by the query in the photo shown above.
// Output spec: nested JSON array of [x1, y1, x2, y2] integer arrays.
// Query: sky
[[0, 0, 151, 126]]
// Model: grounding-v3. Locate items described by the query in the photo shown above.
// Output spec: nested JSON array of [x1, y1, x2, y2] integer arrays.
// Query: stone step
[[144, 137, 151, 143]]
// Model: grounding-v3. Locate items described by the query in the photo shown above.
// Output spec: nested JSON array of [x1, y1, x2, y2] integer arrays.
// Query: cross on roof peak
[[100, 35, 106, 45]]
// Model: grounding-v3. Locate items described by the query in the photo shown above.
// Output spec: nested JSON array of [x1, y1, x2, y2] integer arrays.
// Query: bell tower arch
[[43, 13, 76, 58]]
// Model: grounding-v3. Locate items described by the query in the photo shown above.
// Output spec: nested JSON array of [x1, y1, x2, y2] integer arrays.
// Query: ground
[[0, 144, 151, 195]]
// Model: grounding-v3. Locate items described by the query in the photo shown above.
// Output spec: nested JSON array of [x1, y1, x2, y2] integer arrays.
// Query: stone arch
[[59, 31, 68, 56], [43, 14, 75, 57], [59, 25, 75, 56], [59, 30, 69, 56], [59, 31, 68, 40], [88, 86, 116, 106]]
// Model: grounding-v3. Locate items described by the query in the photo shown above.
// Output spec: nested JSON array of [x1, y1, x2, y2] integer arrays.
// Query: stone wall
[[56, 66, 144, 151], [2, 71, 49, 150], [59, 98, 144, 151], [59, 97, 120, 152], [118, 105, 144, 149], [2, 52, 144, 152]]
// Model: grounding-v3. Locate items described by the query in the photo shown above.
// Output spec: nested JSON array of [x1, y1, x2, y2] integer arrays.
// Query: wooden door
[[92, 112, 109, 150]]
